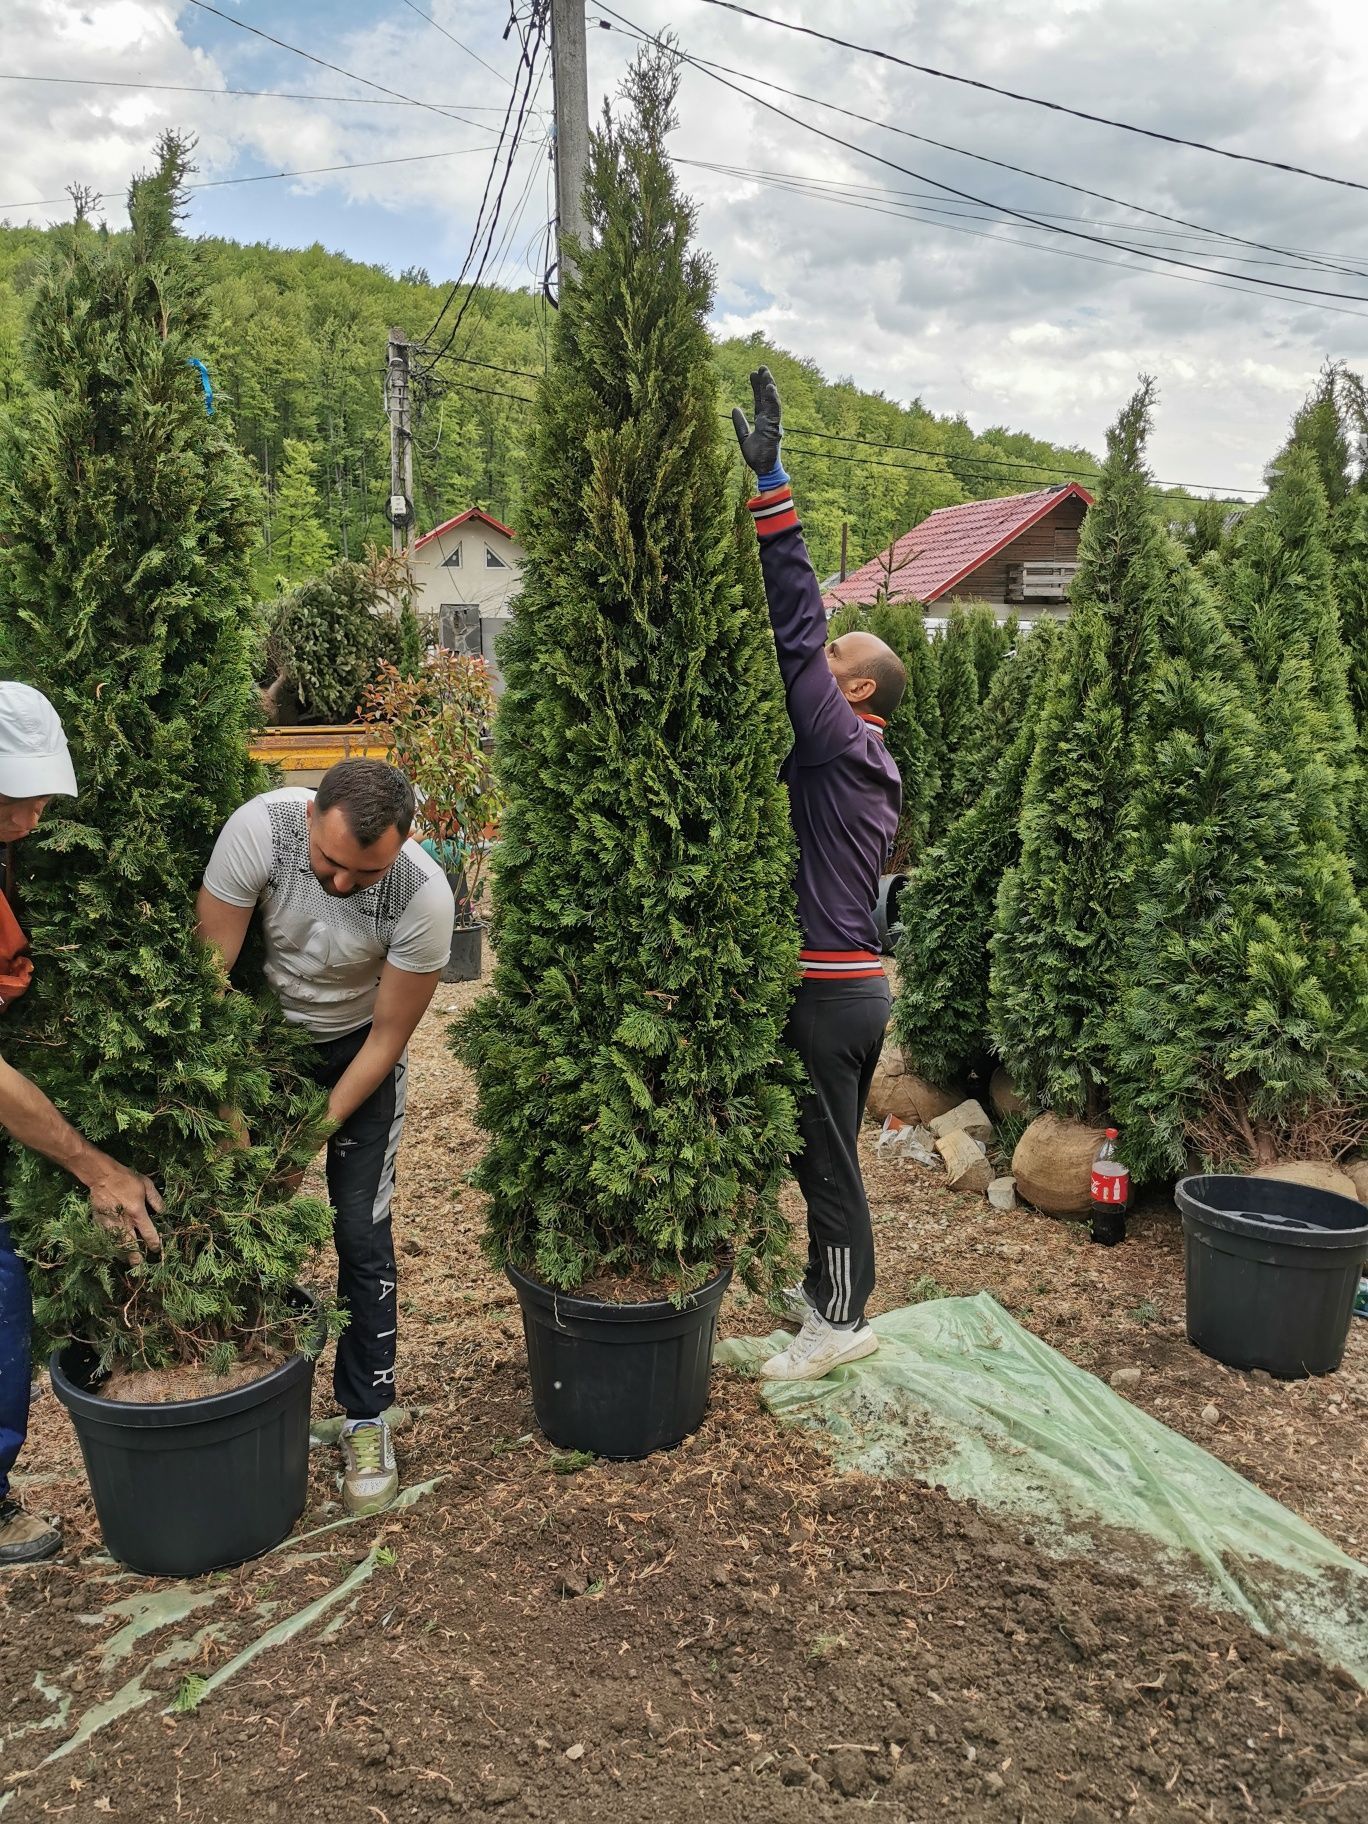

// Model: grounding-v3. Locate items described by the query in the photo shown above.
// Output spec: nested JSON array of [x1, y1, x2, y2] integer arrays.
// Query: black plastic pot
[[507, 1261, 732, 1460], [874, 872, 909, 951], [443, 921, 483, 983], [1176, 1174, 1368, 1378], [51, 1298, 321, 1577]]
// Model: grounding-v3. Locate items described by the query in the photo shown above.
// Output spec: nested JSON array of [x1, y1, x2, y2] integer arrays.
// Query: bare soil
[[3, 969, 1365, 1822]]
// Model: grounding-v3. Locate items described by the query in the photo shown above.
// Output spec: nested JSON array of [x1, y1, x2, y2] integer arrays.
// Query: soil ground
[[3, 965, 1365, 1822]]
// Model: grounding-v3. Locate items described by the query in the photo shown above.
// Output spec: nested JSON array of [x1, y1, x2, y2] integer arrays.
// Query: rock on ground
[[929, 1098, 993, 1144], [987, 1175, 1018, 1212], [936, 1128, 994, 1194]]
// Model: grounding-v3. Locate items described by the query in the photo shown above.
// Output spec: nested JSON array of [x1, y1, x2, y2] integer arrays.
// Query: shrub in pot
[[360, 649, 503, 979], [0, 137, 334, 1574], [453, 49, 800, 1459]]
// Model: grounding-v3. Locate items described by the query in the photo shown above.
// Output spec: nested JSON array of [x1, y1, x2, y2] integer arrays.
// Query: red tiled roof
[[413, 505, 517, 552], [824, 484, 1093, 608]]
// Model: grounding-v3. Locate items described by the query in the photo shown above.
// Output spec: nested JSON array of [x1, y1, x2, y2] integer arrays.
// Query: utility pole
[[386, 327, 413, 556], [551, 0, 591, 278]]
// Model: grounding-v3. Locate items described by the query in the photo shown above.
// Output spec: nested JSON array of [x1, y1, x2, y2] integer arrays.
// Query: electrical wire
[[600, 9, 1368, 306], [183, 0, 494, 130], [0, 73, 518, 111], [693, 0, 1368, 196], [397, 0, 514, 87], [0, 141, 502, 215], [586, 29, 1368, 282]]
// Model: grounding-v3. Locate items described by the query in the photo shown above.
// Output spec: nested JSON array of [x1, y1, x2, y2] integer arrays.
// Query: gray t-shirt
[[203, 788, 453, 1039]]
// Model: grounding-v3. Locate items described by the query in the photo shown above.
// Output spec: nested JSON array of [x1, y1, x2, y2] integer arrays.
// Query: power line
[[694, 0, 1368, 196], [183, 0, 492, 130], [397, 0, 514, 87], [0, 141, 501, 215], [430, 353, 1258, 495], [676, 160, 1368, 321], [590, 32, 1368, 282], [0, 73, 518, 112], [601, 10, 1368, 307]]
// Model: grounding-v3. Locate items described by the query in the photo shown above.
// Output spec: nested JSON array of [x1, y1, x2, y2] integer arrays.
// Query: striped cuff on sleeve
[[747, 484, 800, 539]]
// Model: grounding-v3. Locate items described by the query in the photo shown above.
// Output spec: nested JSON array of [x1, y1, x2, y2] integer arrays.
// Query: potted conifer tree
[[0, 138, 333, 1576], [455, 49, 799, 1460]]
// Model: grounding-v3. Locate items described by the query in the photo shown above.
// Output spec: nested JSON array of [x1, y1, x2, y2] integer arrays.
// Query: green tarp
[[719, 1293, 1368, 1684]]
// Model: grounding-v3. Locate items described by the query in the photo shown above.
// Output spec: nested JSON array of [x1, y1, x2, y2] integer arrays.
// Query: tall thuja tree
[[989, 382, 1163, 1120], [1106, 560, 1368, 1178], [0, 137, 331, 1368], [262, 437, 333, 589], [933, 604, 979, 825], [1332, 488, 1368, 875], [455, 52, 799, 1292], [966, 602, 1016, 702], [1215, 442, 1359, 851], [863, 600, 941, 861], [893, 619, 1059, 1088]]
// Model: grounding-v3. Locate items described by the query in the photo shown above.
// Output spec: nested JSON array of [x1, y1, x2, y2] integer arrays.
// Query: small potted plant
[[453, 49, 800, 1460], [0, 137, 334, 1577], [360, 649, 503, 980]]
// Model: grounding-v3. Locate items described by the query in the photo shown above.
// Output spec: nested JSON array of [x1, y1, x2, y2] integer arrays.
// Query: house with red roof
[[824, 483, 1093, 623], [410, 506, 524, 686]]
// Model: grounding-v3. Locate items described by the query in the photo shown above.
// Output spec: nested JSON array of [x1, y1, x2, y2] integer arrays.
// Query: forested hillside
[[0, 224, 1116, 583]]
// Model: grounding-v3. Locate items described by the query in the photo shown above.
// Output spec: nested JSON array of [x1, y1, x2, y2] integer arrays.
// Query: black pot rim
[[1176, 1173, 1368, 1252], [506, 1258, 732, 1324], [50, 1288, 324, 1429]]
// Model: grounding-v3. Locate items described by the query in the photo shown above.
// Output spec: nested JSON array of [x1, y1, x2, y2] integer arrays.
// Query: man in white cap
[[0, 682, 163, 1565]]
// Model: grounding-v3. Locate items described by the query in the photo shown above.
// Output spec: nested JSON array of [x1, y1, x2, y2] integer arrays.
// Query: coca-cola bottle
[[1090, 1128, 1130, 1246]]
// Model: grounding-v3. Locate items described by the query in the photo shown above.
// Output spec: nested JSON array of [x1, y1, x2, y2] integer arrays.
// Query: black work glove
[[731, 366, 789, 490]]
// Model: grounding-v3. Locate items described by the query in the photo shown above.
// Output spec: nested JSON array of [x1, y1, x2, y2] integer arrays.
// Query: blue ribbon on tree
[[186, 357, 214, 415]]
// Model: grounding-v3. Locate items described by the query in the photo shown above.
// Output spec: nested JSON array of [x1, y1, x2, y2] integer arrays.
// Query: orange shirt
[[0, 859, 32, 1012]]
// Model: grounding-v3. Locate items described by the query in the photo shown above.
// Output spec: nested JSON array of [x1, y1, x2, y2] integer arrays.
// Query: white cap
[[0, 683, 79, 799]]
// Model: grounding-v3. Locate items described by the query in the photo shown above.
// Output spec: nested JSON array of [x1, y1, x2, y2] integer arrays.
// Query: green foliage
[[933, 605, 980, 822], [260, 436, 333, 591], [1181, 496, 1234, 561], [894, 621, 1059, 1086], [268, 560, 397, 723], [360, 651, 503, 920], [989, 382, 1164, 1120], [861, 600, 941, 862], [1106, 556, 1368, 1178], [0, 134, 332, 1369], [966, 603, 1016, 701], [1215, 443, 1360, 851], [1331, 489, 1368, 876], [453, 51, 800, 1294]]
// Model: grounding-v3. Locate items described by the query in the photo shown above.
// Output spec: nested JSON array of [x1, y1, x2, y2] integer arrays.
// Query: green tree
[[989, 382, 1164, 1120], [1107, 563, 1368, 1178], [1331, 488, 1368, 874], [966, 602, 1015, 701], [862, 601, 941, 862], [263, 436, 333, 589], [454, 51, 799, 1292], [893, 620, 1059, 1087], [0, 135, 330, 1369], [267, 560, 399, 724], [1215, 442, 1359, 851], [933, 604, 980, 822]]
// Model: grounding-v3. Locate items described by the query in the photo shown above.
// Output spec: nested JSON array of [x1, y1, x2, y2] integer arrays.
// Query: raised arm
[[734, 367, 861, 765]]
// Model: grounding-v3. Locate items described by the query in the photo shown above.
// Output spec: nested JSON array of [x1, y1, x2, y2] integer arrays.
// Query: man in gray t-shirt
[[197, 760, 453, 1516]]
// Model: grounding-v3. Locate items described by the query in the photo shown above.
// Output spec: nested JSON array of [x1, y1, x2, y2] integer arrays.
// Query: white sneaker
[[760, 1309, 879, 1382], [770, 1281, 815, 1325], [341, 1418, 398, 1516]]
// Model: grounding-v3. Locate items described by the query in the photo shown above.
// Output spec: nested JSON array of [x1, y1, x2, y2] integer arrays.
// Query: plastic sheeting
[[718, 1293, 1368, 1685]]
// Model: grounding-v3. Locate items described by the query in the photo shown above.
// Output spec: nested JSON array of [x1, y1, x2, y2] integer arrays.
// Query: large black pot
[[1176, 1174, 1368, 1378], [507, 1261, 732, 1460], [443, 921, 483, 983], [51, 1297, 321, 1576]]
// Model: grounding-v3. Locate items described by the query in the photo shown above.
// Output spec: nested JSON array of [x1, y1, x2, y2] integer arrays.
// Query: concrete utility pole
[[551, 0, 591, 278], [386, 328, 414, 555]]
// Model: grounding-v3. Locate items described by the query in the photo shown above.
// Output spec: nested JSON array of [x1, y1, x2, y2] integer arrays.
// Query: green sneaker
[[341, 1418, 398, 1517]]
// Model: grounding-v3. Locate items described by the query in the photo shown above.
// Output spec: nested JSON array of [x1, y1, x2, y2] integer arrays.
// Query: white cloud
[[5, 0, 1368, 490]]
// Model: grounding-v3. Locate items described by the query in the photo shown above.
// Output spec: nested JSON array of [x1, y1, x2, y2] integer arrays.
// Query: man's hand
[[732, 365, 785, 479], [83, 1156, 164, 1260]]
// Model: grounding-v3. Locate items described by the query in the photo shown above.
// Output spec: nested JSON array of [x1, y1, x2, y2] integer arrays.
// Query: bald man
[[735, 367, 905, 1381]]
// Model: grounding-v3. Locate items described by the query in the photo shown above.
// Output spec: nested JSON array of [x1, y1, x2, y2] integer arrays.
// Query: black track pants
[[785, 977, 890, 1328], [309, 1025, 407, 1420]]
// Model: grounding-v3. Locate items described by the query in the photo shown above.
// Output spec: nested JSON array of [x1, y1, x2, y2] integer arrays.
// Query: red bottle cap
[[1105, 1127, 1119, 1139]]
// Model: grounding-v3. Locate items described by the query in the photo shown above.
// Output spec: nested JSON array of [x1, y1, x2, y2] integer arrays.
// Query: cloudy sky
[[5, 1, 1368, 492]]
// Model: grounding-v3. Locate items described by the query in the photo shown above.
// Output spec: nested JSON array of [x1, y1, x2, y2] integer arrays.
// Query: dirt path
[[3, 980, 1365, 1821]]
